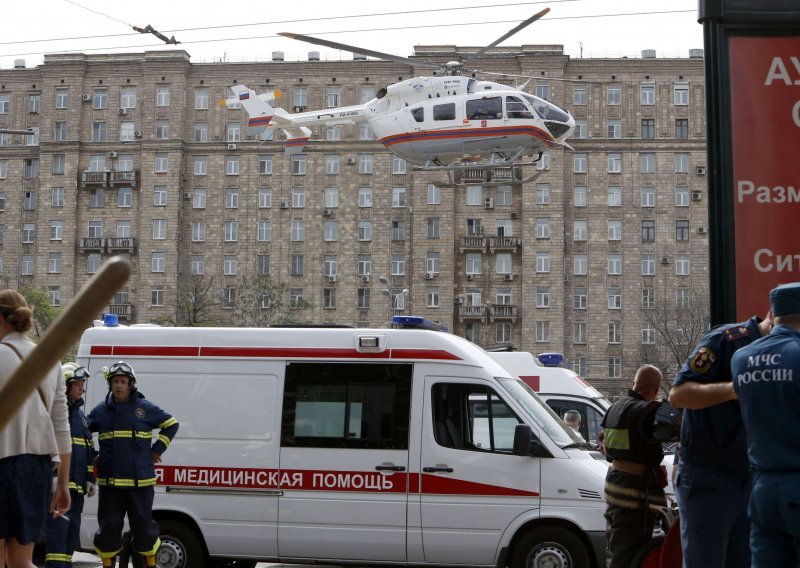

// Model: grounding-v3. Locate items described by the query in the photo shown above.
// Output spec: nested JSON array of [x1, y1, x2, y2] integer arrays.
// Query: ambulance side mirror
[[512, 424, 551, 457]]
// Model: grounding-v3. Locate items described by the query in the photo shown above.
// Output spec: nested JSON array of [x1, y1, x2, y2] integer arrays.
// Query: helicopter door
[[505, 96, 533, 120]]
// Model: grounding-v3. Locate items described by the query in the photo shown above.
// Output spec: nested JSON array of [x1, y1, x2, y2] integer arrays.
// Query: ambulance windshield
[[496, 376, 579, 448]]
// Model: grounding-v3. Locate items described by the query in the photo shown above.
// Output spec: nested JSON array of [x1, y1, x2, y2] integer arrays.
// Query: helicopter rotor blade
[[278, 32, 441, 70], [461, 8, 550, 68], [477, 69, 612, 85]]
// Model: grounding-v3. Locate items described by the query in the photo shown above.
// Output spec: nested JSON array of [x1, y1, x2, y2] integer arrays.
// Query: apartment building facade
[[0, 46, 707, 393]]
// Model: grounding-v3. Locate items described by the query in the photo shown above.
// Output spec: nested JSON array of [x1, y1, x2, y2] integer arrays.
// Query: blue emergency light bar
[[538, 353, 565, 367], [392, 316, 449, 332]]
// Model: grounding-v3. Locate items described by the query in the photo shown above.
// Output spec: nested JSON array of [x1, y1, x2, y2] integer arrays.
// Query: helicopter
[[230, 8, 575, 182]]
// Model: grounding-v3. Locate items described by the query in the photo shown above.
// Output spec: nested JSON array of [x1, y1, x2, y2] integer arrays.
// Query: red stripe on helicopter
[[285, 137, 309, 147], [380, 125, 555, 147], [248, 116, 272, 127], [89, 345, 462, 361]]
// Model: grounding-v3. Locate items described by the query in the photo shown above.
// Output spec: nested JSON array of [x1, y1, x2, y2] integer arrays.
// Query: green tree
[[19, 285, 61, 339], [231, 275, 311, 327]]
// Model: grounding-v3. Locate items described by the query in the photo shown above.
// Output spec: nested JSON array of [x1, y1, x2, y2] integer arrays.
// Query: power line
[[0, 9, 696, 60], [62, 0, 131, 29]]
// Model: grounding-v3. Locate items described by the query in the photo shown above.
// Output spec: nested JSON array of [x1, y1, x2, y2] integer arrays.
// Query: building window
[[359, 187, 372, 207], [574, 254, 588, 276], [574, 119, 587, 139], [120, 122, 135, 142], [152, 252, 165, 273], [573, 83, 587, 105], [574, 287, 587, 309], [608, 254, 622, 275], [536, 82, 550, 100], [392, 187, 406, 208], [22, 223, 35, 243], [641, 153, 655, 173], [536, 184, 550, 205], [291, 220, 304, 242], [226, 156, 239, 176], [574, 322, 588, 344], [257, 221, 271, 242], [642, 220, 655, 242], [536, 321, 550, 342], [54, 121, 68, 141], [51, 187, 64, 208], [224, 255, 238, 276], [676, 288, 690, 309], [324, 187, 339, 208], [257, 255, 270, 276], [357, 288, 371, 309], [427, 184, 441, 205], [676, 254, 690, 275], [608, 321, 621, 344], [327, 86, 341, 108], [641, 186, 655, 208], [292, 187, 305, 208], [574, 153, 587, 173], [153, 185, 167, 206], [495, 253, 512, 275], [23, 191, 36, 211], [676, 220, 689, 241], [191, 221, 205, 242], [608, 119, 621, 139], [87, 220, 102, 238], [324, 221, 339, 242], [192, 189, 206, 209], [323, 255, 338, 278], [292, 155, 306, 175], [28, 94, 40, 113], [52, 154, 66, 175], [641, 119, 655, 139], [391, 254, 406, 276], [227, 122, 241, 142], [50, 221, 63, 240], [191, 255, 205, 275], [608, 220, 622, 241], [48, 252, 61, 274], [156, 86, 171, 107], [358, 220, 372, 241], [608, 153, 622, 173], [640, 83, 655, 105], [392, 220, 406, 241], [609, 357, 622, 379], [153, 219, 167, 240], [642, 254, 656, 275], [224, 221, 239, 242], [222, 287, 236, 309], [642, 325, 656, 345], [574, 221, 588, 241], [325, 155, 340, 175], [608, 288, 622, 309], [195, 89, 209, 109], [426, 217, 440, 239], [608, 186, 622, 207], [156, 120, 169, 140], [676, 119, 689, 139], [607, 86, 621, 105], [154, 153, 168, 173], [392, 156, 407, 174], [536, 286, 550, 308], [258, 188, 272, 208], [676, 186, 690, 207], [120, 88, 136, 109], [674, 83, 689, 105], [259, 155, 273, 175], [358, 153, 373, 174], [535, 218, 550, 239], [86, 254, 101, 274], [466, 253, 482, 275], [536, 253, 550, 273], [55, 88, 69, 109], [291, 255, 304, 276], [642, 287, 656, 309], [571, 186, 586, 207], [323, 288, 337, 309], [496, 185, 512, 206], [225, 188, 239, 209], [537, 151, 550, 170], [675, 153, 689, 173]]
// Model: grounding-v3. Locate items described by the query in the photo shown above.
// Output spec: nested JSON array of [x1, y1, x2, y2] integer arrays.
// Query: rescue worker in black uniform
[[88, 362, 178, 568], [45, 365, 97, 567], [602, 365, 667, 568]]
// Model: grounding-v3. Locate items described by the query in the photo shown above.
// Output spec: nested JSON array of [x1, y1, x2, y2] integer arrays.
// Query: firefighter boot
[[143, 554, 157, 567], [101, 557, 116, 568]]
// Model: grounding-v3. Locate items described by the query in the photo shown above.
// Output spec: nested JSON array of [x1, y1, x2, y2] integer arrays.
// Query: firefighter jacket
[[88, 389, 178, 488], [66, 397, 96, 494], [602, 390, 663, 468]]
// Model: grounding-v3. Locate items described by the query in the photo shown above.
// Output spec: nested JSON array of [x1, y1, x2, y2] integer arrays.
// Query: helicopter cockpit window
[[522, 93, 571, 123], [466, 97, 502, 120], [506, 96, 533, 119], [433, 103, 456, 121], [410, 107, 424, 123]]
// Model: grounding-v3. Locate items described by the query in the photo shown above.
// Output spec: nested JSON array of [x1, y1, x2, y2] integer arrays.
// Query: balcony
[[109, 169, 140, 188], [106, 237, 137, 254], [107, 303, 134, 320], [458, 305, 487, 323], [80, 171, 108, 187], [459, 236, 486, 253], [488, 236, 520, 253], [79, 238, 105, 251], [489, 304, 518, 322]]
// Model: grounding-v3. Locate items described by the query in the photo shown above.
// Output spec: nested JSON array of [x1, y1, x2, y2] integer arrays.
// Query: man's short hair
[[563, 410, 581, 422]]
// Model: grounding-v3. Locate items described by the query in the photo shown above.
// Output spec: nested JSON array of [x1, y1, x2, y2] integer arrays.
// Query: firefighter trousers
[[45, 491, 84, 567], [94, 486, 160, 559]]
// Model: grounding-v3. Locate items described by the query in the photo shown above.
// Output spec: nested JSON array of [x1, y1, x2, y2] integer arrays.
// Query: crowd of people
[[0, 289, 177, 568]]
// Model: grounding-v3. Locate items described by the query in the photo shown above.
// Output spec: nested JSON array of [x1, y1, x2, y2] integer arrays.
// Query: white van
[[78, 319, 609, 568], [486, 352, 610, 446]]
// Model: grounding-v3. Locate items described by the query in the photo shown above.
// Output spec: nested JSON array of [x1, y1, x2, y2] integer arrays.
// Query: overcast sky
[[1, 0, 703, 70]]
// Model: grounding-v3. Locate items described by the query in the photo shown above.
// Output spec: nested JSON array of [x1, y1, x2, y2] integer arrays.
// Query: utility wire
[[62, 0, 131, 28], [0, 9, 696, 59]]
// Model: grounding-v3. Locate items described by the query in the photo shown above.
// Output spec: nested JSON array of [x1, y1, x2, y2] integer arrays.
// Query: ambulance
[[486, 352, 610, 446], [77, 317, 609, 568]]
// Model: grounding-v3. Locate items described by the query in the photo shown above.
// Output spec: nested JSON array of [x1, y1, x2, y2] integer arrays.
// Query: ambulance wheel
[[157, 520, 209, 568], [511, 527, 590, 568]]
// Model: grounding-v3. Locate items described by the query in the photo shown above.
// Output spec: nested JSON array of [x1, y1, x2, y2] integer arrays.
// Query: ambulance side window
[[282, 362, 412, 450], [432, 383, 521, 453], [545, 399, 604, 444]]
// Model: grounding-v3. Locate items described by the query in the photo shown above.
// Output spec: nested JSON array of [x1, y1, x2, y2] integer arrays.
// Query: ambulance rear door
[[418, 376, 541, 565], [277, 361, 412, 562]]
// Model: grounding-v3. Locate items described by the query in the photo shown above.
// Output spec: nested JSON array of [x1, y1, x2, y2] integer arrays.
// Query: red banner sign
[[729, 36, 800, 319]]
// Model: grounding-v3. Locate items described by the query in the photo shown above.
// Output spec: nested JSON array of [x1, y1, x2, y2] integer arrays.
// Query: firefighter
[[602, 365, 667, 568], [45, 365, 97, 567], [732, 282, 800, 566], [87, 362, 178, 568]]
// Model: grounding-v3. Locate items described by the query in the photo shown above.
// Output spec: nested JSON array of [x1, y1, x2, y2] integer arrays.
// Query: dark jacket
[[67, 397, 96, 493], [602, 390, 663, 468], [88, 389, 178, 488]]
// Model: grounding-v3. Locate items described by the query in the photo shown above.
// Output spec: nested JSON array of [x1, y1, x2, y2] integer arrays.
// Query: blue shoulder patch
[[723, 326, 749, 342]]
